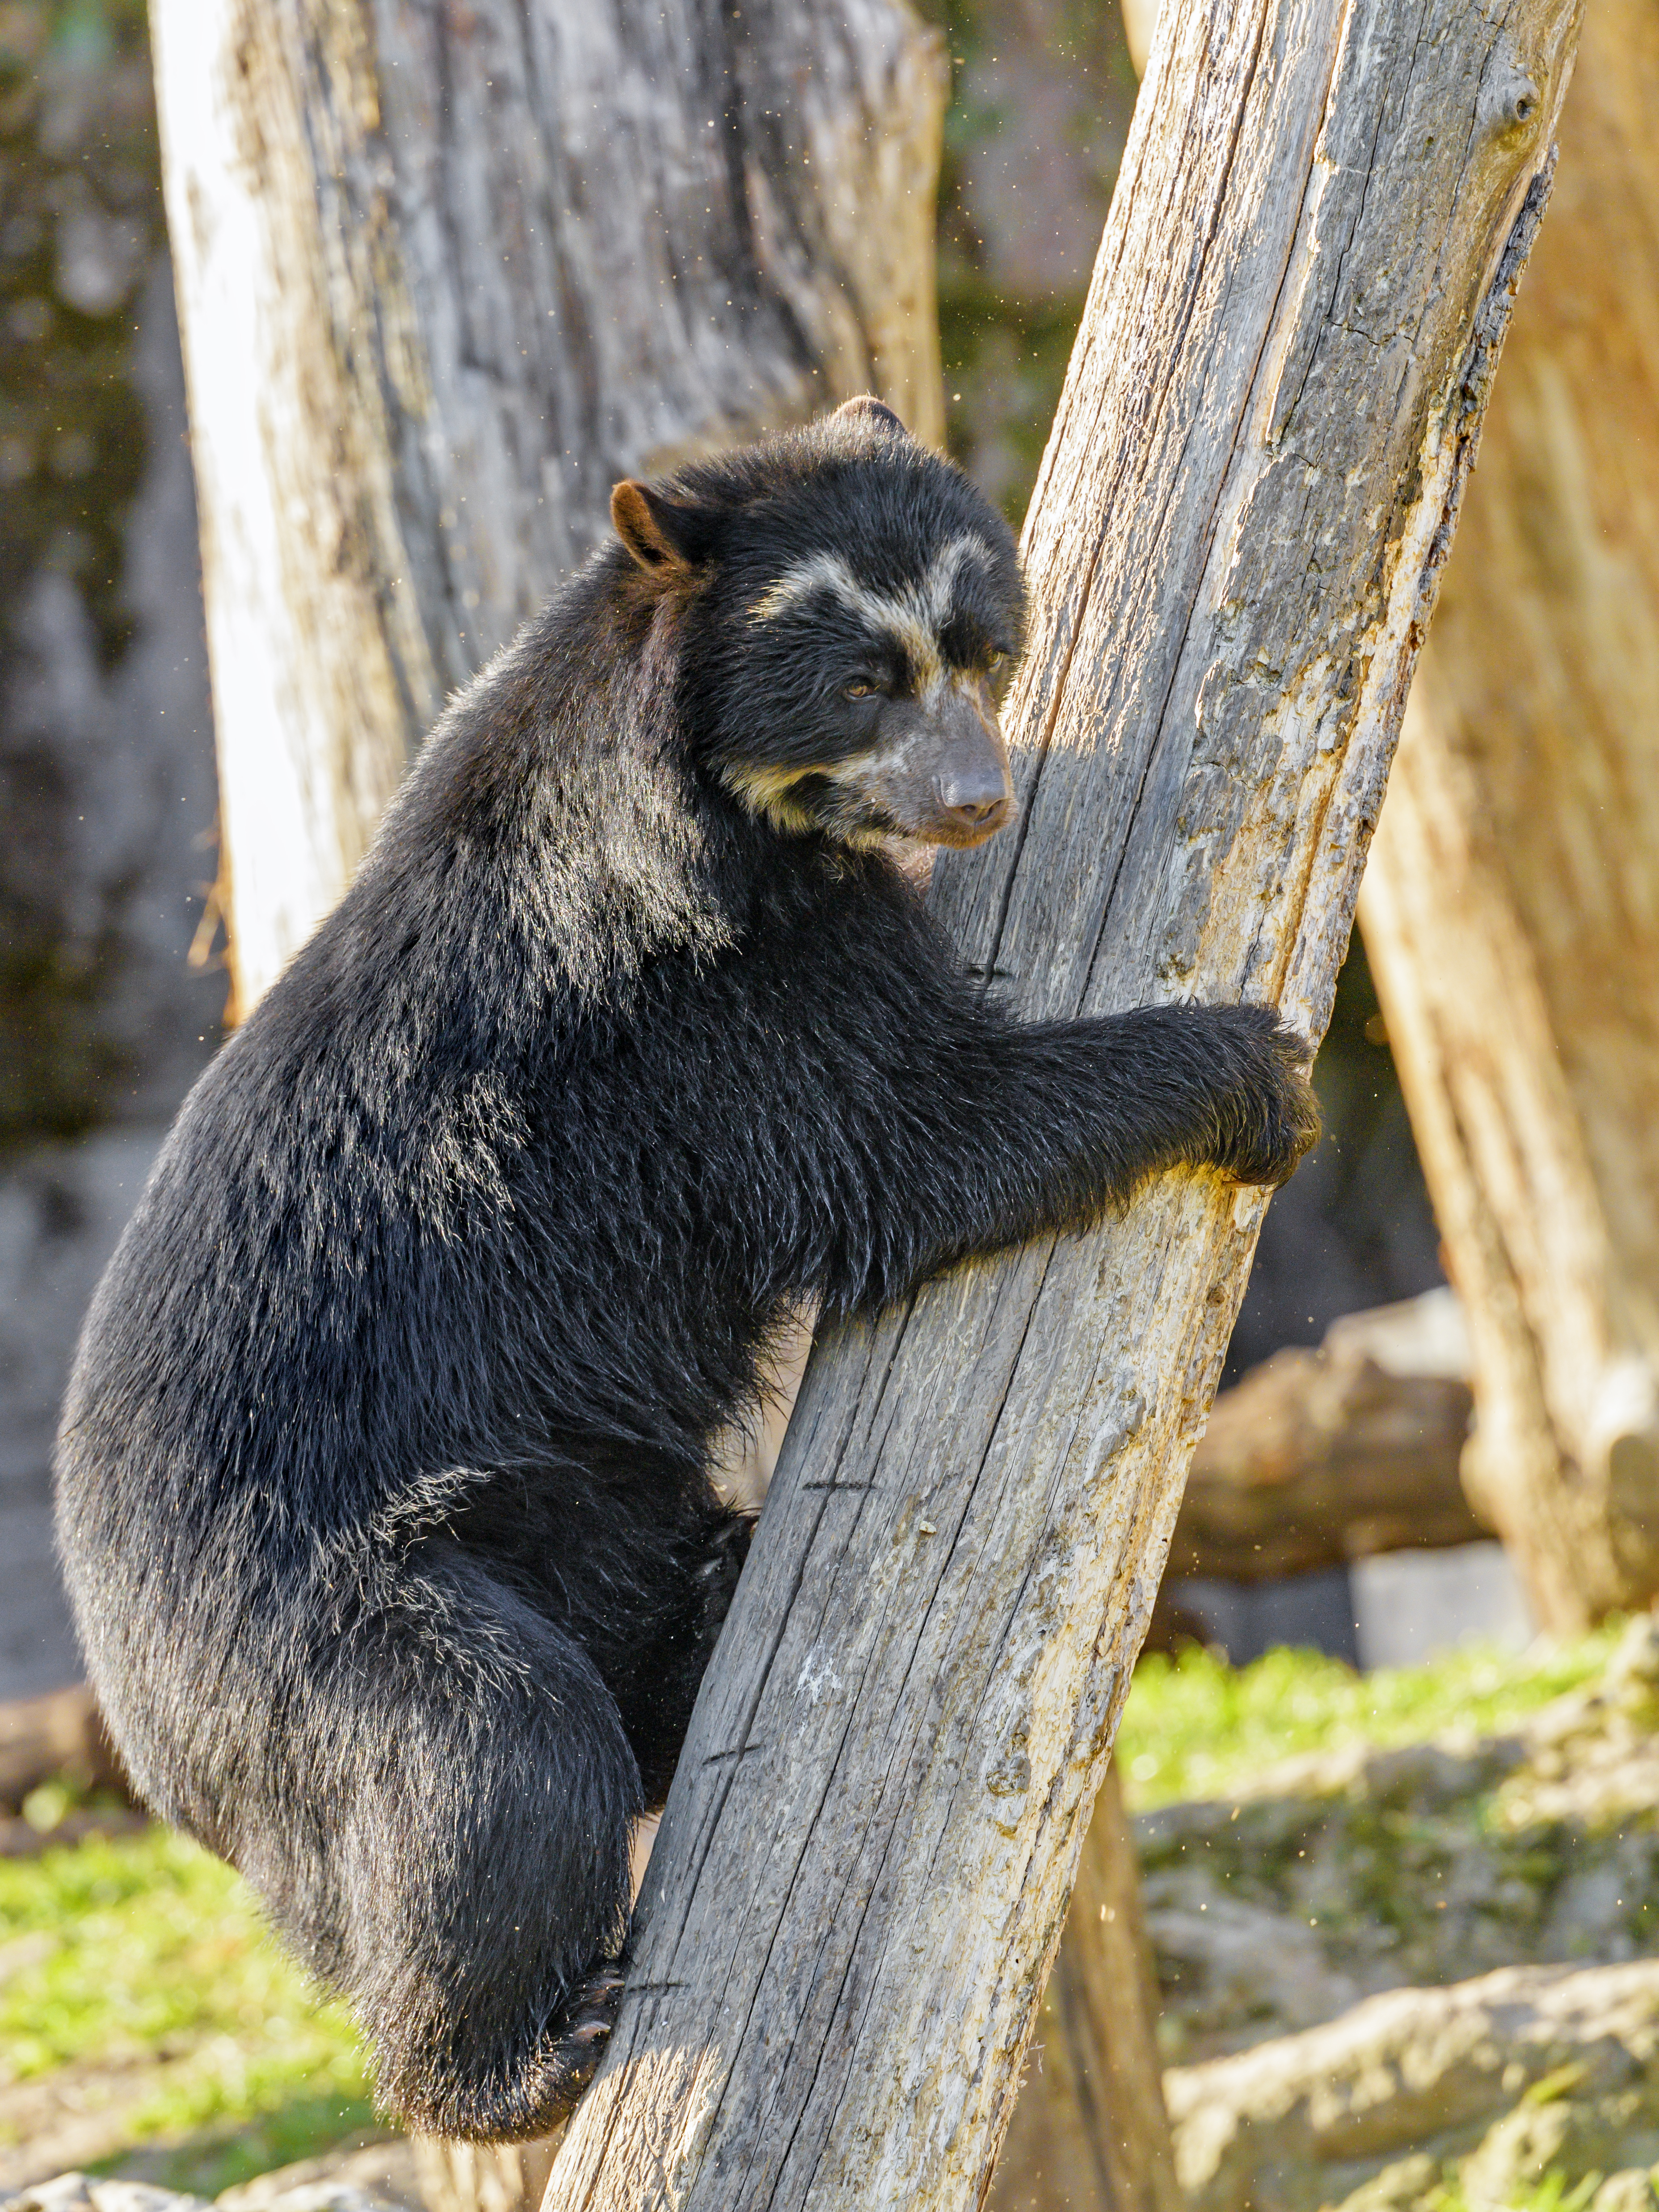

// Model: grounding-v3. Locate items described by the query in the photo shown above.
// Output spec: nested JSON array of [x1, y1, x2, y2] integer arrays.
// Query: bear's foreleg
[[810, 997, 1318, 1310]]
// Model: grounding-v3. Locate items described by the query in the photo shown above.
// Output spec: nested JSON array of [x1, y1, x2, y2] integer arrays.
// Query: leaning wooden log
[[546, 0, 1579, 2205], [1168, 1294, 1481, 1587]]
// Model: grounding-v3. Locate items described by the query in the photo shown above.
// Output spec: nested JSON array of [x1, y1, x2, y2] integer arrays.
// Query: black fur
[[55, 400, 1317, 2141]]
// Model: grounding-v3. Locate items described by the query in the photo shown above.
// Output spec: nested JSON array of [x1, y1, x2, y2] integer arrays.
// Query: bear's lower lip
[[915, 805, 1015, 849]]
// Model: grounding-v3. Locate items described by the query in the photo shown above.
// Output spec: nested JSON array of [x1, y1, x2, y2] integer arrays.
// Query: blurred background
[[1, 0, 1657, 2208]]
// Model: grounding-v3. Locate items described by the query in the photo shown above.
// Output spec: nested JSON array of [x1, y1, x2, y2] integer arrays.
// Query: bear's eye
[[843, 678, 881, 700], [986, 649, 1008, 677]]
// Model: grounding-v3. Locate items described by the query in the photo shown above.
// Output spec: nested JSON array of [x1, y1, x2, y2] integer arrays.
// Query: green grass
[[0, 1825, 373, 2184], [1115, 1625, 1623, 1810]]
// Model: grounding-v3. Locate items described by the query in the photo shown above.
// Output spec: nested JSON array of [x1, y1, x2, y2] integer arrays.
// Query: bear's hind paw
[[389, 1958, 629, 2143]]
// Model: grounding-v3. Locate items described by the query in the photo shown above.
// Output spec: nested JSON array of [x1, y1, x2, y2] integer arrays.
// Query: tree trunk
[[547, 2, 1577, 2205], [985, 1764, 1180, 2212], [149, 0, 947, 1014], [410, 2138, 560, 2212], [1357, 0, 1659, 1633]]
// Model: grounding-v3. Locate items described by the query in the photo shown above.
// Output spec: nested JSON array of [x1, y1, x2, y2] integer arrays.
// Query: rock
[[0, 18, 221, 1704], [1, 2180, 212, 2212], [1458, 2080, 1659, 2212], [1, 2145, 423, 2212], [1591, 2171, 1659, 2212], [0, 1127, 179, 1698], [1142, 1883, 1361, 2058], [1163, 1958, 1659, 2212], [1326, 2152, 1439, 2212], [213, 2141, 421, 2212]]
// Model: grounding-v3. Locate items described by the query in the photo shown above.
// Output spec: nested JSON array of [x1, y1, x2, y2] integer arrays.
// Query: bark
[[149, 0, 947, 1013], [547, 1, 1578, 2205], [410, 2139, 559, 2212], [985, 1765, 1180, 2212], [719, 1329, 1178, 2212], [1358, 0, 1659, 1632], [1169, 1300, 1480, 1585]]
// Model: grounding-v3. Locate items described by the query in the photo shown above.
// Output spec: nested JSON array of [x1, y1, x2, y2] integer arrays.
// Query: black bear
[[55, 398, 1317, 2141]]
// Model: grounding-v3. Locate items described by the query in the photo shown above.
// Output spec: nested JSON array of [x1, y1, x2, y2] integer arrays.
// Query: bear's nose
[[937, 767, 1013, 837]]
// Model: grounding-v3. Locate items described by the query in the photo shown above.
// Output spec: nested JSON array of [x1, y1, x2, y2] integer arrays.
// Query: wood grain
[[547, 0, 1579, 2204], [985, 1763, 1180, 2212]]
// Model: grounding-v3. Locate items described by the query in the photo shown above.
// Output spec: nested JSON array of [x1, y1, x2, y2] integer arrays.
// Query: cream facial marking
[[748, 535, 997, 700], [723, 749, 899, 836], [721, 758, 831, 834], [723, 659, 1007, 846]]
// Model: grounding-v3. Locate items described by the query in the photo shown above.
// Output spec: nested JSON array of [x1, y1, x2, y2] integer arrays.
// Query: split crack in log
[[547, 1, 1583, 2206]]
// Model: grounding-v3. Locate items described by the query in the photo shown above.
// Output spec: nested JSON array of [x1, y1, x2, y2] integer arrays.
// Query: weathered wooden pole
[[547, 0, 1580, 2204], [149, 0, 947, 1013]]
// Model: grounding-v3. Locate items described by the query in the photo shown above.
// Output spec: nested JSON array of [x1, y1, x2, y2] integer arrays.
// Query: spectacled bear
[[55, 397, 1318, 2142]]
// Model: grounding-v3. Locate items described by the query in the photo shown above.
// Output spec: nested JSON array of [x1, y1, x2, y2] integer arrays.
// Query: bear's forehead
[[747, 534, 996, 637]]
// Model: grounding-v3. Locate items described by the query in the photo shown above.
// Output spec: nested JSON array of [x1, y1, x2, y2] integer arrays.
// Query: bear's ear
[[611, 480, 706, 575], [832, 394, 906, 437]]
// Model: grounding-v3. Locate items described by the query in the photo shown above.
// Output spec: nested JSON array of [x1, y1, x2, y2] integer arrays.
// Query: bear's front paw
[[1205, 1006, 1321, 1189]]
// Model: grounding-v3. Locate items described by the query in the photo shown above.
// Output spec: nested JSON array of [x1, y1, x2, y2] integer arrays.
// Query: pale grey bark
[[546, 0, 1579, 2203], [151, 0, 947, 1011]]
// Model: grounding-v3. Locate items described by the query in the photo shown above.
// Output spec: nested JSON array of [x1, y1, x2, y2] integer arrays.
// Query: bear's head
[[610, 398, 1025, 851]]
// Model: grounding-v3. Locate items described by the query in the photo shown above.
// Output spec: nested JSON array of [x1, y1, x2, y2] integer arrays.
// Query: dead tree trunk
[[547, 1, 1578, 2206], [986, 1763, 1181, 2212], [1358, 0, 1659, 1632], [149, 0, 947, 1013]]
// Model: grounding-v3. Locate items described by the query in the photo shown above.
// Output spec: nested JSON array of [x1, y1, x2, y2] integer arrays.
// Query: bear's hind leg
[[265, 1544, 644, 2140]]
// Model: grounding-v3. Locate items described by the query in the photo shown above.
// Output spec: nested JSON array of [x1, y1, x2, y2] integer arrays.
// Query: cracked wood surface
[[547, 0, 1579, 2204], [151, 0, 946, 1010]]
